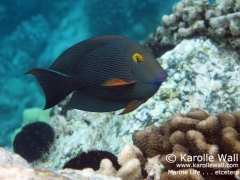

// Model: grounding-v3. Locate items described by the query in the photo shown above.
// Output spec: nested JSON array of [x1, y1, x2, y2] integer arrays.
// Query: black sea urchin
[[63, 150, 121, 171], [13, 122, 55, 162]]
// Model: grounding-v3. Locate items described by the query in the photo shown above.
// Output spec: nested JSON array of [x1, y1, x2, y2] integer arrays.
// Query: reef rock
[[35, 38, 239, 170], [160, 38, 240, 113], [0, 148, 120, 180]]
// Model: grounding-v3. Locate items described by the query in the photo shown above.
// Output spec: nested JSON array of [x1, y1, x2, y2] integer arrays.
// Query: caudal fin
[[26, 68, 75, 109]]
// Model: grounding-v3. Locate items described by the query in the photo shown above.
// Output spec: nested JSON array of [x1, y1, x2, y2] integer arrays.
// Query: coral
[[169, 130, 186, 146], [217, 112, 236, 128], [186, 109, 209, 120], [13, 122, 55, 162], [63, 150, 120, 171], [115, 144, 143, 180], [186, 130, 219, 156], [196, 115, 220, 145], [115, 158, 142, 180], [144, 0, 240, 57], [144, 155, 165, 180], [96, 159, 117, 176], [132, 125, 164, 157], [170, 114, 199, 132], [161, 144, 191, 171], [133, 109, 240, 179], [220, 127, 240, 158], [232, 111, 240, 133]]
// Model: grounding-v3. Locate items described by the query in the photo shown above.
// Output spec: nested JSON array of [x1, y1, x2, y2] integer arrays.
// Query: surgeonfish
[[26, 35, 168, 114]]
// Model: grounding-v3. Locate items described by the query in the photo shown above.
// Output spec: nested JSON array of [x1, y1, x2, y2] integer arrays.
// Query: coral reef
[[144, 0, 240, 57], [13, 122, 55, 162], [7, 109, 240, 179], [22, 38, 239, 172], [132, 109, 240, 179]]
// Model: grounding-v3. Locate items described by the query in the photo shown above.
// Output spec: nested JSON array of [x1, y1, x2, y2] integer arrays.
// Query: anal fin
[[119, 99, 147, 115]]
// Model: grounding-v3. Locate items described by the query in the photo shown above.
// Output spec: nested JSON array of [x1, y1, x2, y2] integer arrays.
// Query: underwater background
[[0, 0, 215, 149]]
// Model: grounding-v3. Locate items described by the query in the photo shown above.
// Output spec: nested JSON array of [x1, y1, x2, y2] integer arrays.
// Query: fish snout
[[158, 71, 168, 83]]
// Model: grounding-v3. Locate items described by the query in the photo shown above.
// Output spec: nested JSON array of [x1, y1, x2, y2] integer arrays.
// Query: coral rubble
[[133, 109, 240, 179], [145, 0, 240, 57]]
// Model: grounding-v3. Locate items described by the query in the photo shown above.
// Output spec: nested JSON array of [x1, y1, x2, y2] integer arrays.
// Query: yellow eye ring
[[132, 53, 144, 63]]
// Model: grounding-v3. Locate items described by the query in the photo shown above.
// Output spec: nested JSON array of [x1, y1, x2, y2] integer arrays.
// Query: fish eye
[[132, 53, 144, 63]]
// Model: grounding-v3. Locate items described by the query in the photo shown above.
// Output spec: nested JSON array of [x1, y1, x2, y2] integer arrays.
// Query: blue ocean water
[[0, 0, 214, 149]]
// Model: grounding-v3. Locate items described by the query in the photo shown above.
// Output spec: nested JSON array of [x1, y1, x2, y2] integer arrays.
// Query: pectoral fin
[[101, 78, 137, 86], [119, 99, 147, 115]]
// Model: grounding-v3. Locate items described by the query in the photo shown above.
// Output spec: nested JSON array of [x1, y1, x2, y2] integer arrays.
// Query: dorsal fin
[[49, 35, 129, 76]]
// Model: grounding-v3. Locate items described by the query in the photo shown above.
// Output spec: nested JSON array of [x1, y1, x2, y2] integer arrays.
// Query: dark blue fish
[[26, 35, 167, 114]]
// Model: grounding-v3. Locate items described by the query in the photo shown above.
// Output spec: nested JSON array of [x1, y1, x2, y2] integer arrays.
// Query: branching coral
[[133, 109, 240, 179], [196, 115, 220, 145], [144, 0, 240, 57], [132, 125, 165, 157], [220, 127, 240, 159], [115, 144, 143, 180]]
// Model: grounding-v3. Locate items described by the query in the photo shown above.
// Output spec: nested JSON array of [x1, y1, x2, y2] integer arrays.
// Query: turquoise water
[[0, 0, 214, 148]]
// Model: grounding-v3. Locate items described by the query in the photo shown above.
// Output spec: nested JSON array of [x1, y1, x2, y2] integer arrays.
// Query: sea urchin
[[13, 122, 55, 162], [63, 150, 121, 171]]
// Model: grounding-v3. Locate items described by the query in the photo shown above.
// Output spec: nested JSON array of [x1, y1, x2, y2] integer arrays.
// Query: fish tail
[[26, 68, 75, 109]]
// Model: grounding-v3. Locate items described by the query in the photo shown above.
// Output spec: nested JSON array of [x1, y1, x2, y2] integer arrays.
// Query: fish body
[[26, 35, 167, 114]]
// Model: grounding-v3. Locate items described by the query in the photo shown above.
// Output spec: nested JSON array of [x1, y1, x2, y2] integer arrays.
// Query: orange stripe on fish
[[101, 78, 137, 86]]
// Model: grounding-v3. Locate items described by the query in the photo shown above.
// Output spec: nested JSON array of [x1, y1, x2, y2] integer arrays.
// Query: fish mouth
[[158, 71, 168, 83], [148, 71, 168, 87]]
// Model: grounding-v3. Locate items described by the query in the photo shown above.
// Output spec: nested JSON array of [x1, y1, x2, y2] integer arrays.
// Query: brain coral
[[132, 109, 240, 179]]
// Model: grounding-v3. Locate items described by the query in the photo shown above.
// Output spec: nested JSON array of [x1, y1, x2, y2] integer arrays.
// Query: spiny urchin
[[13, 122, 55, 162], [63, 150, 121, 171]]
